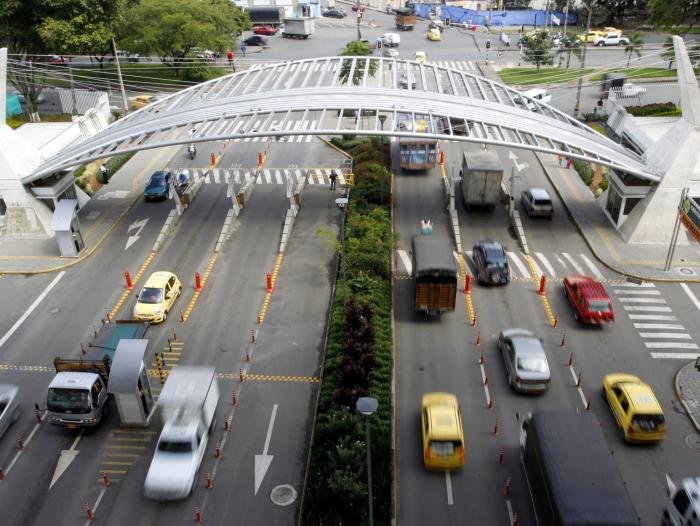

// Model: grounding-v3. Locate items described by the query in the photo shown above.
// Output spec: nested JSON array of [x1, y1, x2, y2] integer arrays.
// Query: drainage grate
[[270, 484, 297, 507]]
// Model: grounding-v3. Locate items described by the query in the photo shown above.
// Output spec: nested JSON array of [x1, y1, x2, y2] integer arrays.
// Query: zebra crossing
[[611, 282, 699, 359], [177, 167, 348, 186], [432, 60, 479, 72]]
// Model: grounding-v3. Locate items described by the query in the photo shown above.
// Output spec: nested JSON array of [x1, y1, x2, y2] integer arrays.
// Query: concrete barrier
[[292, 174, 307, 213], [511, 209, 529, 255], [152, 209, 181, 252], [214, 209, 240, 253], [279, 209, 296, 253], [235, 175, 256, 213]]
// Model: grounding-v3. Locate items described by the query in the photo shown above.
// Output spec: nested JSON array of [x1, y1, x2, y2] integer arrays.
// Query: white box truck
[[461, 149, 504, 209], [282, 17, 315, 39], [144, 367, 219, 500]]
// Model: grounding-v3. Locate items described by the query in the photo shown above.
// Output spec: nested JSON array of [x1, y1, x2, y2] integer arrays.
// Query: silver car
[[521, 188, 553, 219], [498, 329, 551, 393], [0, 385, 21, 439], [399, 72, 417, 89]]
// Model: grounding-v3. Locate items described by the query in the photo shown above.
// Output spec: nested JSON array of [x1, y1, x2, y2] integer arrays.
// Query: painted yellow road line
[[237, 374, 320, 383], [182, 253, 218, 322], [258, 253, 284, 325], [526, 255, 557, 327], [102, 453, 140, 458], [99, 470, 127, 475], [103, 444, 146, 450], [100, 461, 134, 466], [109, 251, 156, 320], [456, 254, 476, 325]]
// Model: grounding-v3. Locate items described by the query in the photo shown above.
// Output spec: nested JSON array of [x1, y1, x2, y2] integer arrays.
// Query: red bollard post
[[586, 396, 592, 410], [180, 310, 184, 323], [105, 309, 111, 323], [475, 331, 481, 347], [124, 270, 133, 290], [552, 316, 558, 328], [576, 371, 582, 387], [258, 152, 264, 168], [85, 502, 94, 520], [232, 390, 237, 406], [266, 272, 273, 293], [16, 434, 24, 450], [245, 348, 250, 362], [0, 468, 4, 480], [498, 447, 505, 464], [172, 327, 177, 342], [194, 507, 202, 523], [439, 151, 445, 165], [80, 342, 86, 355], [215, 443, 221, 458], [195, 272, 202, 292], [478, 350, 484, 365], [35, 409, 42, 423], [560, 333, 567, 347], [464, 275, 471, 294], [239, 368, 244, 382], [102, 471, 109, 487], [251, 329, 256, 343], [471, 314, 477, 327], [210, 151, 215, 165], [207, 472, 213, 489], [492, 418, 500, 436], [503, 478, 511, 497], [512, 513, 519, 526], [224, 417, 230, 431], [539, 274, 547, 295], [488, 399, 493, 409], [568, 351, 573, 366], [483, 375, 488, 386]]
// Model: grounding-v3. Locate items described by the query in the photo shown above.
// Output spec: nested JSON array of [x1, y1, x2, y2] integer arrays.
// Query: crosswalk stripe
[[634, 323, 685, 330], [275, 169, 283, 185], [534, 252, 555, 277], [397, 249, 412, 275], [306, 120, 317, 142], [554, 254, 568, 270], [506, 252, 530, 279], [562, 253, 584, 274], [204, 173, 211, 184], [612, 282, 656, 288], [619, 297, 667, 304], [624, 305, 672, 312], [213, 169, 220, 184], [234, 170, 241, 184], [579, 254, 604, 280], [628, 314, 677, 320], [224, 170, 231, 184], [614, 289, 661, 295], [650, 352, 700, 359], [639, 332, 692, 339], [645, 342, 699, 349]]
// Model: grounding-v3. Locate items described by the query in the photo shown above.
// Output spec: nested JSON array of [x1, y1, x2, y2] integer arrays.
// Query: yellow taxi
[[421, 392, 465, 470], [578, 30, 604, 43], [603, 373, 665, 444], [133, 271, 182, 323], [414, 51, 427, 64], [130, 95, 158, 110], [427, 28, 442, 41]]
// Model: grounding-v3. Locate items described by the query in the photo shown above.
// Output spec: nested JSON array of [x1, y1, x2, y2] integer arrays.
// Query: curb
[[318, 136, 353, 159], [675, 362, 700, 432], [534, 152, 700, 284]]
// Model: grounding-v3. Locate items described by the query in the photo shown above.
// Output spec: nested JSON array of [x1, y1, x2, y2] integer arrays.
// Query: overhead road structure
[[28, 56, 658, 182]]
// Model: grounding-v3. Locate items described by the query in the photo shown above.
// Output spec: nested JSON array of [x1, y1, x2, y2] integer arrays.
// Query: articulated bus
[[399, 138, 439, 171]]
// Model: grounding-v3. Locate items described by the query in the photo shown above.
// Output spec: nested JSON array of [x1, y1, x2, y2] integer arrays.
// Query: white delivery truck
[[282, 17, 315, 39], [144, 367, 219, 500], [461, 149, 504, 209]]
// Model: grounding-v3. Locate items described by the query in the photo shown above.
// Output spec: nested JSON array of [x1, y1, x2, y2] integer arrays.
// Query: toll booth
[[50, 199, 85, 257], [107, 339, 156, 426]]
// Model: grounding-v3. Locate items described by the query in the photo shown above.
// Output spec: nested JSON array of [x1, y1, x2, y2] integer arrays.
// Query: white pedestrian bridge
[[27, 56, 658, 183]]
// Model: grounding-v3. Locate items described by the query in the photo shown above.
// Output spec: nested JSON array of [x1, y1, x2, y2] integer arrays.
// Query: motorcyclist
[[188, 144, 197, 159]]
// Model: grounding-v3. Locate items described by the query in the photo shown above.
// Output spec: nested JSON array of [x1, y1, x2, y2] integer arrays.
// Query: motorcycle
[[188, 144, 197, 160]]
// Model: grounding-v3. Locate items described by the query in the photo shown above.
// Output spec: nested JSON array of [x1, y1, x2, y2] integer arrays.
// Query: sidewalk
[[0, 145, 180, 274], [676, 361, 700, 432]]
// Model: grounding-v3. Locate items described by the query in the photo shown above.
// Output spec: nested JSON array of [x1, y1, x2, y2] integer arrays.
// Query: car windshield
[[147, 176, 165, 189], [139, 287, 164, 304], [47, 388, 91, 413], [158, 440, 193, 453], [429, 440, 461, 456], [517, 357, 548, 373], [588, 300, 611, 312], [633, 414, 664, 430], [534, 199, 551, 206], [484, 248, 506, 267]]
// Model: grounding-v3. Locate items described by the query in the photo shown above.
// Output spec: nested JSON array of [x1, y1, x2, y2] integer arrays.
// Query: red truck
[[563, 275, 614, 324]]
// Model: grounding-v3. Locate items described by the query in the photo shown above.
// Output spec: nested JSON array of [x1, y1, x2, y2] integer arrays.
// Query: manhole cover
[[270, 484, 297, 506], [679, 267, 697, 276], [49, 307, 60, 314], [684, 434, 700, 452]]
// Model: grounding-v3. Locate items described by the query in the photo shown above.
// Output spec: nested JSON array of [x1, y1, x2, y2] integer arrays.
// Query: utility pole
[[665, 188, 689, 272], [356, 0, 362, 41], [558, 0, 570, 67], [573, 2, 592, 119], [111, 37, 129, 114]]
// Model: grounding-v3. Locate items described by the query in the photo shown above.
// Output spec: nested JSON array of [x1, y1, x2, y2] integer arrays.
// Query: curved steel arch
[[28, 56, 658, 182]]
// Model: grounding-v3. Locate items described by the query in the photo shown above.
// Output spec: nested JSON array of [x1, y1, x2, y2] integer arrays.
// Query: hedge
[[301, 137, 393, 526], [625, 102, 681, 117]]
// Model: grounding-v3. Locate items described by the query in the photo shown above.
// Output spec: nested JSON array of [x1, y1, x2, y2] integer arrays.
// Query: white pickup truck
[[593, 32, 630, 46]]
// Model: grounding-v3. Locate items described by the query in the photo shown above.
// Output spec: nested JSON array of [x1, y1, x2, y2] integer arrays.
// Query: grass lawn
[[587, 122, 606, 135], [588, 67, 697, 81], [499, 67, 595, 85], [6, 113, 73, 129]]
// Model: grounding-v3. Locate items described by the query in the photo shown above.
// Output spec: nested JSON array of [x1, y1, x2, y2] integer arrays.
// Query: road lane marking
[[534, 252, 555, 277], [639, 332, 692, 339], [680, 283, 700, 311], [651, 352, 700, 359], [629, 314, 678, 320], [182, 253, 218, 322], [445, 471, 454, 505], [109, 251, 155, 320], [579, 254, 604, 280], [0, 271, 66, 350], [397, 249, 412, 276], [612, 282, 656, 287], [624, 305, 672, 312], [645, 342, 699, 349], [618, 297, 667, 303], [613, 289, 661, 295], [507, 252, 529, 279], [634, 323, 685, 330], [562, 252, 584, 274]]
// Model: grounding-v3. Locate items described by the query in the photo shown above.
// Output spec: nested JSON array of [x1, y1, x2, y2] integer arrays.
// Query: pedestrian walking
[[329, 171, 337, 191], [240, 42, 247, 57], [557, 154, 564, 167], [566, 157, 573, 169], [100, 164, 109, 184]]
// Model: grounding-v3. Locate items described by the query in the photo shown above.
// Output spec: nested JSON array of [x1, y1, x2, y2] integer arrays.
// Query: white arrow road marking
[[254, 404, 278, 495], [51, 429, 84, 489], [397, 250, 412, 276], [125, 218, 149, 250]]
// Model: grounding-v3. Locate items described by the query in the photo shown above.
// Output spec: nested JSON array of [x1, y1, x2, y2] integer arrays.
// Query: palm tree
[[624, 32, 645, 68], [339, 40, 377, 85], [556, 35, 582, 69]]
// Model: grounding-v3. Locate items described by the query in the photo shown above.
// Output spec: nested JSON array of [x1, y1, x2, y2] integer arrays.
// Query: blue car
[[144, 170, 172, 200]]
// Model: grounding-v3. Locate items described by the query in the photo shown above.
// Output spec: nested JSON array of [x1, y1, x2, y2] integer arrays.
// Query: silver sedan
[[0, 385, 21, 439], [498, 329, 551, 393]]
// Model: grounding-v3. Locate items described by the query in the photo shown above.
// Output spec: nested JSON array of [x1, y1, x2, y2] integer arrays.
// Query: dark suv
[[472, 240, 510, 285]]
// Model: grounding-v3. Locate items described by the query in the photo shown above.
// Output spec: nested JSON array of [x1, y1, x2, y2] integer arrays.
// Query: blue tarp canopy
[[414, 4, 576, 27], [5, 94, 22, 117]]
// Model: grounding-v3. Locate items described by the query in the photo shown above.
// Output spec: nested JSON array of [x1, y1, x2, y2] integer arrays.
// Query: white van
[[518, 88, 552, 110]]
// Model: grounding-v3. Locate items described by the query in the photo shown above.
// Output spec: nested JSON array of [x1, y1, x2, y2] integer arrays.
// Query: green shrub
[[573, 159, 594, 186], [581, 112, 607, 122], [75, 178, 86, 190], [74, 165, 86, 179], [626, 102, 680, 117], [599, 177, 609, 191]]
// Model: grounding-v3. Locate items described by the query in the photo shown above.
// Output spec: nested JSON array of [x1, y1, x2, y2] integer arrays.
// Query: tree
[[592, 0, 646, 26], [690, 42, 700, 67], [649, 0, 700, 32], [523, 31, 554, 70], [623, 32, 644, 67], [123, 0, 250, 76], [556, 35, 582, 69], [661, 36, 676, 69], [339, 40, 377, 86]]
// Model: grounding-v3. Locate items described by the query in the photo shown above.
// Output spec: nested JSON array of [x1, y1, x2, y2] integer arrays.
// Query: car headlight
[[154, 309, 163, 315]]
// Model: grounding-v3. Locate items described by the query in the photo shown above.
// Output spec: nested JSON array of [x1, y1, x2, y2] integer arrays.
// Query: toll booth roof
[[107, 339, 149, 395], [49, 199, 78, 231]]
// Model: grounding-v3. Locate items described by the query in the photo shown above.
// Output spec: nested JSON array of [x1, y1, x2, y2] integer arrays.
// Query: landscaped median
[[301, 137, 394, 526]]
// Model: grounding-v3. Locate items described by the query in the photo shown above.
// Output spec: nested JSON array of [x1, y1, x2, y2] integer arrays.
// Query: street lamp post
[[664, 187, 689, 272], [356, 0, 362, 41], [573, 2, 592, 118], [356, 397, 378, 526]]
